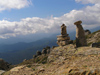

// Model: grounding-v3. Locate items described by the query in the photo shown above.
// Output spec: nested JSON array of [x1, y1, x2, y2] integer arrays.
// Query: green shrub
[[32, 68, 35, 71], [35, 57, 40, 63], [88, 42, 92, 46], [38, 56, 48, 64], [27, 65, 32, 68]]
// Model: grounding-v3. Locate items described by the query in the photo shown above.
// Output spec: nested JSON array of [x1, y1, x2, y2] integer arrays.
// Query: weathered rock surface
[[41, 46, 51, 54], [87, 30, 100, 46], [74, 21, 87, 47], [41, 48, 47, 54], [4, 44, 100, 75], [47, 44, 100, 75]]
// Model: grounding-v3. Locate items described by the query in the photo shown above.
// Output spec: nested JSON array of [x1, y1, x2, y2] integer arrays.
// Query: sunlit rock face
[[74, 21, 87, 47]]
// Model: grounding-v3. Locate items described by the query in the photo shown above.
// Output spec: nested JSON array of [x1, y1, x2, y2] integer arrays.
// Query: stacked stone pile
[[57, 24, 70, 46]]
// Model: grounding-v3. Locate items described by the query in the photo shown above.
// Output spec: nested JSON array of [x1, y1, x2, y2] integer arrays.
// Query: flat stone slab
[[57, 40, 70, 46], [10, 66, 25, 72], [57, 35, 70, 41], [57, 34, 69, 37]]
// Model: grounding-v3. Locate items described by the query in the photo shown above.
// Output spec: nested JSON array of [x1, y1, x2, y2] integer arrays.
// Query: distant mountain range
[[0, 35, 57, 64]]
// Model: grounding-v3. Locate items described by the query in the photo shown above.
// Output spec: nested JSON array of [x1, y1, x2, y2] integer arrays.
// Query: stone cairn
[[57, 24, 70, 46], [74, 20, 87, 47]]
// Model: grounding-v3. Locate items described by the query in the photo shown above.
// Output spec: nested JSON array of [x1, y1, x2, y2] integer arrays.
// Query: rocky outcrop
[[41, 48, 47, 54], [57, 24, 70, 46], [32, 46, 51, 59], [91, 42, 100, 48], [74, 21, 87, 47], [41, 46, 51, 54], [51, 46, 57, 49], [87, 30, 100, 46], [33, 55, 37, 58], [47, 44, 100, 75], [0, 58, 10, 70], [85, 29, 91, 36], [36, 51, 41, 56]]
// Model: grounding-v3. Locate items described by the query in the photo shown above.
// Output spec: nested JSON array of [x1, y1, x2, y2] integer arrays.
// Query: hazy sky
[[0, 0, 100, 39]]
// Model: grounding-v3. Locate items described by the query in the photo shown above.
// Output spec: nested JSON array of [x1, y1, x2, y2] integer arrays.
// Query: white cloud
[[0, 0, 100, 39], [0, 0, 32, 11], [75, 0, 100, 4]]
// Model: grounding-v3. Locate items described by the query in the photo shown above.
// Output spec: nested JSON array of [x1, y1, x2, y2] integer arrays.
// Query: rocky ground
[[2, 44, 100, 75], [87, 30, 100, 45]]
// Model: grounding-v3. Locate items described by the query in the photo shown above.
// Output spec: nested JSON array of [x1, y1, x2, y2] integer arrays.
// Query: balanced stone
[[61, 24, 67, 35], [74, 21, 87, 47], [57, 24, 70, 46]]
